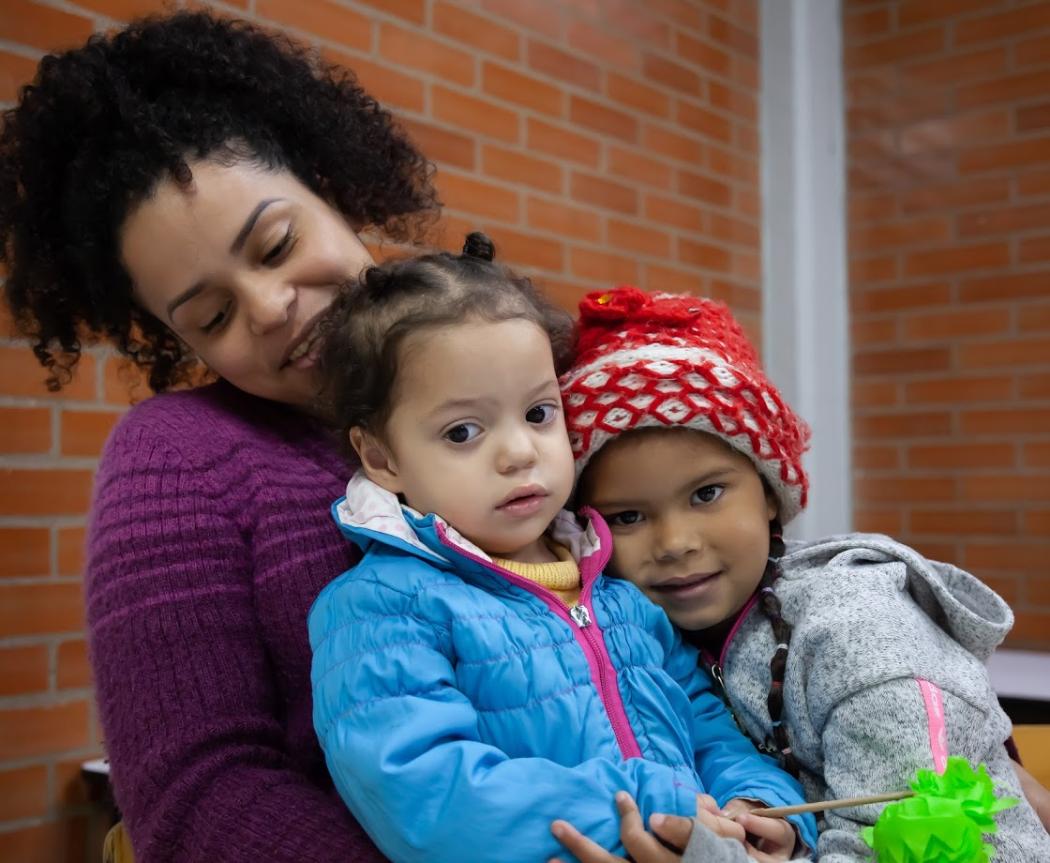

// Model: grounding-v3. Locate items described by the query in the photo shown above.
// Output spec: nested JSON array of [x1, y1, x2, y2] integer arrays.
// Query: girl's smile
[[650, 569, 725, 602]]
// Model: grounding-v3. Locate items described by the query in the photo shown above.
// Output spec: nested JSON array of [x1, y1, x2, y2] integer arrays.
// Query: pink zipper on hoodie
[[700, 592, 760, 693], [435, 509, 643, 761]]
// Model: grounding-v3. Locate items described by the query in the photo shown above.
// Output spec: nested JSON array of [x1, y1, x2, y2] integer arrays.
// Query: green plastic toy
[[862, 757, 1019, 863]]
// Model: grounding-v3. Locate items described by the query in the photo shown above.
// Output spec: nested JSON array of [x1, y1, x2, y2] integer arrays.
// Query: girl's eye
[[606, 510, 644, 528], [444, 422, 482, 444], [525, 403, 558, 425], [201, 303, 232, 334], [691, 485, 725, 505], [262, 228, 295, 265]]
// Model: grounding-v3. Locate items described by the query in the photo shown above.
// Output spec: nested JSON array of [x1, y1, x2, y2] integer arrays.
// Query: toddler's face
[[579, 428, 776, 632], [370, 318, 574, 562]]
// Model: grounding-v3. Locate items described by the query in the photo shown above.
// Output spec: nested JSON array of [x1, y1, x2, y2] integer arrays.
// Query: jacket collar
[[332, 470, 608, 572]]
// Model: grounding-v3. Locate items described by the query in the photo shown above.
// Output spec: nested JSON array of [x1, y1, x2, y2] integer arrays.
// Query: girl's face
[[357, 318, 575, 563], [121, 159, 374, 409], [580, 428, 776, 632]]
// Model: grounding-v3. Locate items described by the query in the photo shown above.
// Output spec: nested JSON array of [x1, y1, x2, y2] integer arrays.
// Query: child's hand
[[694, 794, 747, 844], [721, 798, 798, 862], [549, 791, 695, 862]]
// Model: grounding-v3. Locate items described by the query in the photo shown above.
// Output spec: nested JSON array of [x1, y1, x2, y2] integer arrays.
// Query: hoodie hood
[[778, 532, 1012, 660]]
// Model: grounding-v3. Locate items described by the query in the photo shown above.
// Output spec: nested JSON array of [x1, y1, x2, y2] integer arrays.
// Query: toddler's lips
[[496, 487, 549, 517]]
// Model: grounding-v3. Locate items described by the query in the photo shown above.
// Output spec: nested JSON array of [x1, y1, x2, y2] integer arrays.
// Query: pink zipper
[[435, 516, 642, 760], [576, 508, 642, 759], [700, 591, 760, 691]]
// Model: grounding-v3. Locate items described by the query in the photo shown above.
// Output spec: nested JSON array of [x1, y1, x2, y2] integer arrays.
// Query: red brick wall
[[845, 0, 1050, 650], [0, 0, 760, 858]]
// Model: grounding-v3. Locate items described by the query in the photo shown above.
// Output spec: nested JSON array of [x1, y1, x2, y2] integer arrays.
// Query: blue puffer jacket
[[310, 474, 815, 863]]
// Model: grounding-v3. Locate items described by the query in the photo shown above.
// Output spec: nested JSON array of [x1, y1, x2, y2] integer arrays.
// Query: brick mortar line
[[0, 687, 95, 710], [0, 633, 87, 650]]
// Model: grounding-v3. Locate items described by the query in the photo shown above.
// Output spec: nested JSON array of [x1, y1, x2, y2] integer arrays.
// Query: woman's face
[[121, 159, 373, 408]]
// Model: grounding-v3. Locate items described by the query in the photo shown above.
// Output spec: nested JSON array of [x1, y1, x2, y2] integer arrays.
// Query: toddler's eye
[[444, 423, 482, 444], [525, 403, 558, 425], [691, 485, 725, 505], [606, 510, 643, 527]]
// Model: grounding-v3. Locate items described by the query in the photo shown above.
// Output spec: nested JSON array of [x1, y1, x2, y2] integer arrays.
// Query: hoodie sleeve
[[309, 571, 701, 863], [789, 557, 1050, 862], [681, 822, 815, 863], [816, 681, 1050, 862], [658, 613, 818, 852]]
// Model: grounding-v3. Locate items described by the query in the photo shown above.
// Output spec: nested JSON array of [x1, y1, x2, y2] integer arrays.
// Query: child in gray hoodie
[[550, 286, 1050, 863]]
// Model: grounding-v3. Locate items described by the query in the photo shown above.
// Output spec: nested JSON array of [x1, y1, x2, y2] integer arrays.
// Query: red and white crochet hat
[[560, 286, 811, 523]]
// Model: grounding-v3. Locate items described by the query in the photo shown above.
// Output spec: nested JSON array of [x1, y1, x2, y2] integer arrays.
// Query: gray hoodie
[[683, 532, 1050, 862]]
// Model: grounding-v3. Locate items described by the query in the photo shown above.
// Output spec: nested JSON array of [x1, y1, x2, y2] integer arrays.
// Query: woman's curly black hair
[[318, 232, 575, 446], [0, 10, 438, 392]]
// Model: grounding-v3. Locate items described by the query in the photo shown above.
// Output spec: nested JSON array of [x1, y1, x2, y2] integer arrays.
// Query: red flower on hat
[[576, 287, 718, 361], [578, 286, 651, 324]]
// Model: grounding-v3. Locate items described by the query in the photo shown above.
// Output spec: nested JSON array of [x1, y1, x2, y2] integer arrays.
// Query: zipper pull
[[708, 661, 747, 734], [569, 604, 592, 628]]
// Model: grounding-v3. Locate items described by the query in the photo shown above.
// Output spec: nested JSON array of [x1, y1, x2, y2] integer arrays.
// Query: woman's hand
[[721, 799, 798, 863], [1013, 761, 1050, 833]]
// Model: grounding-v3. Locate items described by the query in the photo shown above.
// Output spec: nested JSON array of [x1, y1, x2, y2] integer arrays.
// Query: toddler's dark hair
[[318, 232, 574, 441]]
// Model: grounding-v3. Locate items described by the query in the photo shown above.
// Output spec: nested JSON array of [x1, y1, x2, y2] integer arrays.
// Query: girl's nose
[[653, 513, 702, 563]]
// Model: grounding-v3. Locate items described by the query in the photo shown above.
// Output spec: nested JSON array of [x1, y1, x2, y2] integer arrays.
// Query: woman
[[0, 12, 436, 861]]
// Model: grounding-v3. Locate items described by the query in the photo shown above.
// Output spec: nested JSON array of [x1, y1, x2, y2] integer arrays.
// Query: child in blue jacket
[[308, 234, 815, 863]]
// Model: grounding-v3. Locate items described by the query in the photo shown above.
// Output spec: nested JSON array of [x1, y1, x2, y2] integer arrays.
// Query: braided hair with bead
[[756, 518, 800, 778]]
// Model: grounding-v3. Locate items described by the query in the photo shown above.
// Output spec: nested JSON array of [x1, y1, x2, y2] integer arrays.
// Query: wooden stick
[[752, 790, 914, 818]]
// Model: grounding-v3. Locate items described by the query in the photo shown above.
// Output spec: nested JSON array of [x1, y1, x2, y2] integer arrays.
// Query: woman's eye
[[607, 510, 643, 528], [262, 228, 294, 265], [525, 403, 557, 424], [444, 423, 482, 444], [691, 485, 725, 505], [201, 303, 231, 334]]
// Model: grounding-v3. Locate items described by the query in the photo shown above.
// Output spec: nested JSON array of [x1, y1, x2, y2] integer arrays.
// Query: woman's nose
[[243, 277, 295, 336]]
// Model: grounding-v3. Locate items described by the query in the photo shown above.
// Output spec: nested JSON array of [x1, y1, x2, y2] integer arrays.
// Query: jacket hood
[[332, 470, 605, 569], [778, 532, 1013, 660]]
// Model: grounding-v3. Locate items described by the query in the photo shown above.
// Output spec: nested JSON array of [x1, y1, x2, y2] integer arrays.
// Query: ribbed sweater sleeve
[[86, 401, 385, 862]]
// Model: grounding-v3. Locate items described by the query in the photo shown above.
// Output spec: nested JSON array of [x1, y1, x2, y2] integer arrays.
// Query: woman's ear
[[765, 489, 779, 523], [349, 427, 402, 494]]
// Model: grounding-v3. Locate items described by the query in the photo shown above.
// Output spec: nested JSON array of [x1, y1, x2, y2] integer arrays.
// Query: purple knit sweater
[[86, 381, 385, 862]]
